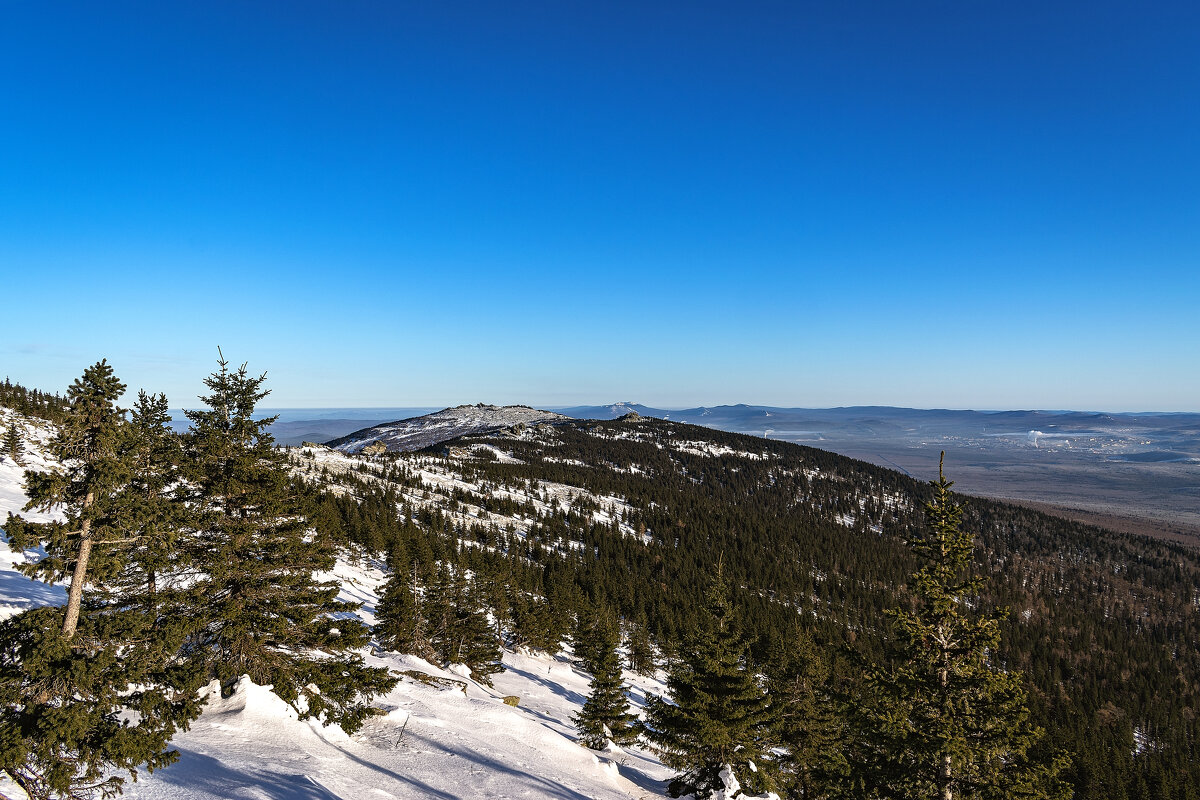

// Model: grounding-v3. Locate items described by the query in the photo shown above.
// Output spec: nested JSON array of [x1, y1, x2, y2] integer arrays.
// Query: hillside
[[326, 404, 570, 454], [0, 405, 680, 800], [3, 396, 1198, 798], [302, 412, 1200, 797]]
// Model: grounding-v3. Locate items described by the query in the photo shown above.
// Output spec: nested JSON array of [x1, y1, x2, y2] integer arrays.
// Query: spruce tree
[[573, 613, 637, 749], [846, 455, 1070, 800], [5, 362, 129, 637], [449, 575, 504, 686], [643, 567, 774, 799], [0, 362, 200, 800], [108, 391, 187, 613], [178, 355, 395, 733], [0, 606, 201, 800], [765, 624, 843, 799], [572, 604, 617, 675], [375, 565, 435, 661], [422, 562, 457, 662], [3, 418, 24, 466], [625, 619, 657, 676]]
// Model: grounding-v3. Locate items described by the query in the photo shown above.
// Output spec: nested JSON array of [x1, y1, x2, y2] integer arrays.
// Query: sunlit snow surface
[[330, 404, 570, 454], [115, 647, 674, 800], [0, 417, 686, 800], [0, 410, 67, 619]]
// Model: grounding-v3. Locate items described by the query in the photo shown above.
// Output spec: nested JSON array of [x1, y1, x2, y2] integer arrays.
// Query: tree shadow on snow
[[501, 663, 587, 707], [0, 568, 66, 611], [151, 749, 344, 800], [433, 739, 613, 800]]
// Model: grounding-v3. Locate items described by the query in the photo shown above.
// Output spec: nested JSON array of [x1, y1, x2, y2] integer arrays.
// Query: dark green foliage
[[0, 607, 201, 800], [416, 564, 503, 684], [845, 456, 1071, 800], [624, 619, 657, 676], [106, 391, 187, 613], [764, 625, 844, 799], [375, 566, 435, 661], [3, 418, 24, 466], [643, 569, 774, 799], [511, 593, 570, 654], [449, 577, 504, 686], [178, 356, 395, 732], [573, 610, 637, 749], [7, 361, 131, 631], [571, 604, 618, 675], [1, 363, 200, 799], [0, 378, 69, 424]]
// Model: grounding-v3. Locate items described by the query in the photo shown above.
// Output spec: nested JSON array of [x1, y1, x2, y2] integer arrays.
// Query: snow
[[673, 441, 773, 461], [106, 627, 674, 800], [332, 405, 570, 454], [0, 419, 677, 800], [0, 410, 67, 620]]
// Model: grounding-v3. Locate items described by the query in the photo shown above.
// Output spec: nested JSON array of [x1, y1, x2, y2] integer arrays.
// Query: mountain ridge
[[325, 403, 571, 453]]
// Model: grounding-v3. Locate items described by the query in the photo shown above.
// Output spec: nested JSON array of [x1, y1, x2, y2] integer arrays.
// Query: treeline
[[0, 378, 69, 423]]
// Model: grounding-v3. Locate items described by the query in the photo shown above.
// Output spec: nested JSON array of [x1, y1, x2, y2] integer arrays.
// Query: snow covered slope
[[327, 404, 570, 454], [0, 409, 66, 620], [0, 415, 678, 800]]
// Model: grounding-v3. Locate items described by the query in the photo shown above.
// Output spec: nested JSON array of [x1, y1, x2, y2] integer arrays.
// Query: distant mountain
[[325, 404, 570, 453], [553, 402, 663, 420]]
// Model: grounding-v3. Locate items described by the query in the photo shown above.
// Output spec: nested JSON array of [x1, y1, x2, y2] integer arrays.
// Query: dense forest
[[308, 417, 1200, 799]]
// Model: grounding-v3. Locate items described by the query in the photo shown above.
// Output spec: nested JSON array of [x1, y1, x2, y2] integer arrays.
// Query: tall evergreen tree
[[643, 566, 774, 799], [449, 575, 504, 686], [573, 612, 637, 749], [108, 391, 186, 612], [178, 355, 395, 733], [572, 604, 618, 676], [6, 360, 129, 636], [0, 362, 200, 800], [845, 455, 1070, 800], [624, 618, 657, 676], [375, 565, 435, 661]]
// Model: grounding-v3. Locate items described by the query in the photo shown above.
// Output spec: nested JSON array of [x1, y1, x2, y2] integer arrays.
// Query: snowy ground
[[112, 647, 672, 800], [0, 418, 676, 800]]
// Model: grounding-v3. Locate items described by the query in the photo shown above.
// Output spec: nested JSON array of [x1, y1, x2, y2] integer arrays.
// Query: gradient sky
[[2, 1, 1197, 410]]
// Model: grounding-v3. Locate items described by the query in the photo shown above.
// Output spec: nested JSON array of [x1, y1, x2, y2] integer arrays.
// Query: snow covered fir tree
[[2, 419, 23, 467], [1, 363, 1198, 799]]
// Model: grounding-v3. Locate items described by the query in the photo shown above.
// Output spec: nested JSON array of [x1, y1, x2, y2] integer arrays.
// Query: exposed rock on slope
[[325, 404, 570, 454]]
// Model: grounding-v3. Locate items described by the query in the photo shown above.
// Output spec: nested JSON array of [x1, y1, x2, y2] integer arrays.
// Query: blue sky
[[2, 1, 1197, 410]]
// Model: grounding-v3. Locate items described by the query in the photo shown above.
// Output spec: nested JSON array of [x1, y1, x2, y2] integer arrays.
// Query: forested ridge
[[308, 416, 1200, 798]]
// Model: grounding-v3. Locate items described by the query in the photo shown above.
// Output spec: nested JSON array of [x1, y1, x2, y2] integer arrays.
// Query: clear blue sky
[[2, 1, 1197, 410]]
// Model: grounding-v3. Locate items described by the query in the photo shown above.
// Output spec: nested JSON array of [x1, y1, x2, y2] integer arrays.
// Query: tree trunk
[[61, 491, 95, 640]]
